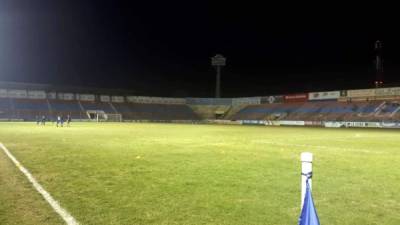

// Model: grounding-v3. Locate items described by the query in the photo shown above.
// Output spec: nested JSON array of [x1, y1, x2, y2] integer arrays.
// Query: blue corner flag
[[298, 180, 320, 225]]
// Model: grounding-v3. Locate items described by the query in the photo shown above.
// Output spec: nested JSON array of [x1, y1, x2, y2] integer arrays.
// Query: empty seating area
[[48, 99, 84, 120], [188, 105, 231, 119], [80, 101, 115, 113], [113, 102, 200, 121], [0, 98, 12, 119], [233, 100, 400, 122], [232, 103, 305, 121], [11, 99, 50, 121], [1, 95, 400, 122], [0, 98, 200, 121]]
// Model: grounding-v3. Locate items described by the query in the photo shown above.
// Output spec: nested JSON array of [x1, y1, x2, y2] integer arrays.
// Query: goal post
[[86, 110, 122, 122], [104, 113, 123, 122]]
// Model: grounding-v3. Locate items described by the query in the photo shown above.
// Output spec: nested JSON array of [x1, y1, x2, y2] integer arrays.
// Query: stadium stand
[[1, 82, 400, 124], [0, 98, 12, 119], [188, 105, 231, 119], [113, 102, 200, 121], [4, 97, 400, 122], [48, 99, 85, 120], [12, 99, 50, 121], [186, 98, 233, 119], [80, 101, 116, 113], [232, 100, 400, 122], [232, 103, 303, 121]]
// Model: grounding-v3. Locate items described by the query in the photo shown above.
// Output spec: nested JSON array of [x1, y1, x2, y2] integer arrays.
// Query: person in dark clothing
[[41, 115, 46, 126], [60, 115, 64, 127], [66, 115, 71, 126]]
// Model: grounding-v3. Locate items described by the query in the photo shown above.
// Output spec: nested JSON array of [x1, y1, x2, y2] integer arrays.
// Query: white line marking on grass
[[0, 142, 79, 225]]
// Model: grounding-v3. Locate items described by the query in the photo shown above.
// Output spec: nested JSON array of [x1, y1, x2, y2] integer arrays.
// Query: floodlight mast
[[374, 40, 383, 88], [211, 54, 226, 98]]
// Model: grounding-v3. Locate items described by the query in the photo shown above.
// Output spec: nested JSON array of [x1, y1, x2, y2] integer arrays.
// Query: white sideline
[[0, 143, 79, 225]]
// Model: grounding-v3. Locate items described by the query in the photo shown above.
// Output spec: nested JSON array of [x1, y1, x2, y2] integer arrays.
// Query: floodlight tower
[[211, 54, 226, 98], [374, 40, 384, 88]]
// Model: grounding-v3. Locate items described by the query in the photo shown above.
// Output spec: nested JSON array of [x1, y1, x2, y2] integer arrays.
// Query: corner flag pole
[[299, 152, 320, 225], [301, 152, 313, 209]]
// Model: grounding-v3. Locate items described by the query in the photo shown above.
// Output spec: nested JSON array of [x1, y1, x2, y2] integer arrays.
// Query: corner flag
[[298, 179, 320, 225]]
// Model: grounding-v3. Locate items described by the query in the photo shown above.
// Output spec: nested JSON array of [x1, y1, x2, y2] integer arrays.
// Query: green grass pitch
[[0, 122, 399, 225]]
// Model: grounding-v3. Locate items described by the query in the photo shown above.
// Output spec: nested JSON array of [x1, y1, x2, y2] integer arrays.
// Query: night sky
[[0, 1, 398, 97]]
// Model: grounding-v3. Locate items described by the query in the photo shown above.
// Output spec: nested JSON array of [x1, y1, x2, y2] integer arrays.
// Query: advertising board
[[77, 94, 95, 101], [7, 89, 27, 99], [279, 120, 305, 126], [324, 121, 381, 128], [304, 121, 323, 126], [375, 87, 400, 97], [240, 120, 266, 125], [284, 94, 308, 103], [126, 96, 137, 102], [308, 91, 340, 100], [264, 120, 281, 126], [0, 89, 7, 98], [379, 122, 400, 128], [347, 89, 375, 98], [111, 96, 124, 103], [58, 93, 75, 100], [47, 92, 56, 99], [28, 90, 46, 99], [159, 97, 186, 104], [261, 95, 284, 104], [324, 121, 344, 128], [100, 95, 110, 102], [232, 97, 261, 105]]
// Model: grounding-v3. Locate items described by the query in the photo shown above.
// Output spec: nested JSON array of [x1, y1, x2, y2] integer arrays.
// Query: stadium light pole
[[374, 40, 384, 88], [211, 54, 226, 98]]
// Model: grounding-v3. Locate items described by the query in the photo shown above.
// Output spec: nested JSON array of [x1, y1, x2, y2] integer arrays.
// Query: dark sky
[[0, 1, 398, 97]]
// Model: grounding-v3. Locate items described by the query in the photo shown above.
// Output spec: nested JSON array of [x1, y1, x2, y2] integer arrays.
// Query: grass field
[[0, 122, 399, 225]]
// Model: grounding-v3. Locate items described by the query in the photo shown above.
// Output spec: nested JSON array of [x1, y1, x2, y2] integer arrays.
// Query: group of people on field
[[36, 115, 71, 127]]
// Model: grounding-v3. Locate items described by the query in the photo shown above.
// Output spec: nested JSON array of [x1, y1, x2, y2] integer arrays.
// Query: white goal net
[[104, 113, 123, 122], [86, 110, 122, 122]]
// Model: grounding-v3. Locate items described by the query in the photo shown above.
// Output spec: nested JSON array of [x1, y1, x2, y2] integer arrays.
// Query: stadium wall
[[236, 120, 400, 129]]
